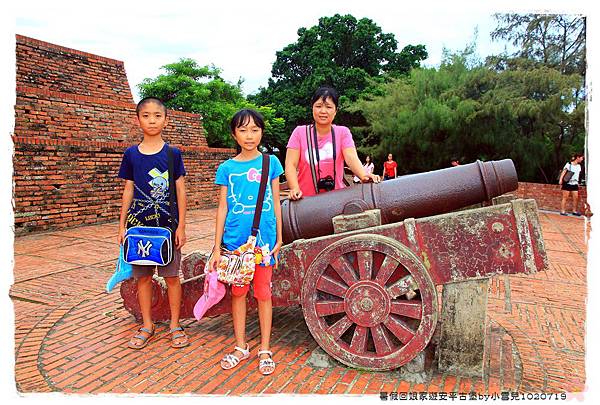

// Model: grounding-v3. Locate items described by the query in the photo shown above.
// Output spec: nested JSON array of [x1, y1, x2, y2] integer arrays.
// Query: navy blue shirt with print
[[118, 143, 185, 229]]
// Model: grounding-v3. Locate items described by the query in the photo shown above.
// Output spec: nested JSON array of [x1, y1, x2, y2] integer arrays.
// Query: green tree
[[352, 49, 584, 183], [487, 13, 586, 173], [250, 14, 427, 140], [138, 58, 247, 148], [489, 14, 586, 77]]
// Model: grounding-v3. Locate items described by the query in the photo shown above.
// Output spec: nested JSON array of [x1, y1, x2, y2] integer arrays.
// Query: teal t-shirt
[[215, 154, 284, 265]]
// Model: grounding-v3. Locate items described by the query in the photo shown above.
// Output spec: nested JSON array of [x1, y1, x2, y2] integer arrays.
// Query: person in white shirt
[[558, 153, 584, 216], [353, 155, 374, 183]]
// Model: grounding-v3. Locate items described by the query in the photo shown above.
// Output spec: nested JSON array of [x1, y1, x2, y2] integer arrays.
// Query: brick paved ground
[[10, 208, 587, 395]]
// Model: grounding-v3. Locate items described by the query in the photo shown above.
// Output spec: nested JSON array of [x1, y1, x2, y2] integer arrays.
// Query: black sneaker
[[560, 212, 568, 216], [572, 212, 582, 216]]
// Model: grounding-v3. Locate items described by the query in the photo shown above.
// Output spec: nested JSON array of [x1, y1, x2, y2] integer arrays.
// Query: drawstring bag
[[208, 154, 270, 287], [106, 245, 133, 292]]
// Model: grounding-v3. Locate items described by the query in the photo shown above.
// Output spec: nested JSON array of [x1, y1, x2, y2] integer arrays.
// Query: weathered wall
[[13, 35, 234, 234], [514, 182, 588, 213]]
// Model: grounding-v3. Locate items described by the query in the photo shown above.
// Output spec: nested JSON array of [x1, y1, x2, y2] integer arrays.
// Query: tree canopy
[[250, 14, 428, 138], [138, 59, 246, 148], [351, 47, 584, 183]]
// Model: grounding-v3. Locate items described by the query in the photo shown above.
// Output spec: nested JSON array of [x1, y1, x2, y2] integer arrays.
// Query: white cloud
[[14, 0, 590, 100]]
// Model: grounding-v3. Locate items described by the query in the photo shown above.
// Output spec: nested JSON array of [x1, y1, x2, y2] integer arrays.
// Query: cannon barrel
[[282, 159, 518, 244]]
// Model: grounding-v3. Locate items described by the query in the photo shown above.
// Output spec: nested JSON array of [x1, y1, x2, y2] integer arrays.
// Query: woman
[[353, 155, 374, 183], [558, 153, 584, 216], [285, 86, 380, 200]]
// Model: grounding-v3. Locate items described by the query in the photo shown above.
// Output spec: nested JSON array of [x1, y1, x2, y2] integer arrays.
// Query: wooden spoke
[[350, 325, 369, 353], [327, 315, 353, 341], [386, 275, 417, 299], [316, 275, 348, 298], [330, 256, 359, 286], [383, 317, 416, 345], [390, 300, 423, 319], [357, 250, 373, 280], [370, 324, 393, 355], [374, 255, 399, 286], [315, 301, 346, 317]]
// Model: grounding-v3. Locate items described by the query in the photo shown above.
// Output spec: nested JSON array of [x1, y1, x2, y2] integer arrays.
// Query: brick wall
[[13, 35, 234, 234], [514, 182, 588, 213], [16, 35, 133, 103], [15, 86, 208, 147]]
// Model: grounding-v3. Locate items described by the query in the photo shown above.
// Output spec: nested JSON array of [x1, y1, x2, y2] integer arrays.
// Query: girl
[[354, 155, 374, 183], [559, 153, 584, 216], [208, 109, 283, 375], [285, 86, 380, 200]]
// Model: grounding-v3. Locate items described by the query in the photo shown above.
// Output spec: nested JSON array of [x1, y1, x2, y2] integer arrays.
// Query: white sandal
[[258, 350, 276, 375], [220, 344, 250, 370]]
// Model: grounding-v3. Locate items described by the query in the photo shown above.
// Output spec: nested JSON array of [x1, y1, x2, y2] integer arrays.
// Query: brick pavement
[[10, 208, 587, 395]]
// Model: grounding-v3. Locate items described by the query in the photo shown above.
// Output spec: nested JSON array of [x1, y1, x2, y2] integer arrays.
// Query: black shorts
[[561, 183, 579, 192]]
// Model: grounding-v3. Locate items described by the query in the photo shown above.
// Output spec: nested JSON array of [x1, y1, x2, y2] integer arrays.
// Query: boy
[[117, 97, 189, 349]]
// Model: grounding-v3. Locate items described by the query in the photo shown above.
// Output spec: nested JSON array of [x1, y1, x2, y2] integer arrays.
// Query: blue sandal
[[128, 325, 155, 349], [170, 326, 190, 348]]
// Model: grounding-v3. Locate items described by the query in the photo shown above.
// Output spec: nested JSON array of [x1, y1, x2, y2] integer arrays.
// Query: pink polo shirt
[[287, 124, 355, 197]]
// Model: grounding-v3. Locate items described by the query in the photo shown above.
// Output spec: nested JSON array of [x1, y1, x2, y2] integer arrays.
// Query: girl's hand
[[207, 248, 220, 273], [175, 225, 186, 249], [271, 241, 283, 269], [117, 226, 126, 245], [289, 187, 303, 200]]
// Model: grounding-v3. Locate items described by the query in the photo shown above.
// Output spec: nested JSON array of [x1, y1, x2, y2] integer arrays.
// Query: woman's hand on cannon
[[361, 173, 381, 184], [289, 187, 303, 200]]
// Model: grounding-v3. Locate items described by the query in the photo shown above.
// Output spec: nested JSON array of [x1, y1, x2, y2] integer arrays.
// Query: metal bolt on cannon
[[120, 159, 548, 374]]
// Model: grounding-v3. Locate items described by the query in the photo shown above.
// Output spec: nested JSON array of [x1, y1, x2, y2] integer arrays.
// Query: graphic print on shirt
[[127, 166, 174, 228], [228, 167, 273, 215], [304, 140, 334, 164], [148, 168, 169, 199]]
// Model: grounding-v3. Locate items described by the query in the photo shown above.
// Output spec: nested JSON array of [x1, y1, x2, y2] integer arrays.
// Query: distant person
[[451, 157, 461, 167], [208, 109, 283, 375], [558, 153, 584, 216], [117, 97, 189, 349], [383, 153, 397, 180], [353, 155, 374, 183], [285, 86, 380, 199]]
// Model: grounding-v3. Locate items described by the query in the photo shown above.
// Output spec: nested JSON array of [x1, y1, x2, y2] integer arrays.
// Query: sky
[[3, 0, 600, 403], [10, 0, 574, 101]]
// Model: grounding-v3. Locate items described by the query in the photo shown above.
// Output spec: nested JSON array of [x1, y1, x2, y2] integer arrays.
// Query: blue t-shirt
[[118, 143, 186, 229], [215, 154, 284, 265]]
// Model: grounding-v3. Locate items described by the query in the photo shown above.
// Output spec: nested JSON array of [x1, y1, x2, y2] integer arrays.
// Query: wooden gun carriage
[[121, 160, 547, 372]]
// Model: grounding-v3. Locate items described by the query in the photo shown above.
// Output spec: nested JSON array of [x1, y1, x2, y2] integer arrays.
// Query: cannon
[[120, 159, 547, 372]]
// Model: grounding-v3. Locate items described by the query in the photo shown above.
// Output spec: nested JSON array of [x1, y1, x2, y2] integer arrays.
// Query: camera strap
[[311, 124, 337, 193], [305, 125, 320, 194]]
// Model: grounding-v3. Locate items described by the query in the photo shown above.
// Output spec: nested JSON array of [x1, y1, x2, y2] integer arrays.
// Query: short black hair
[[136, 97, 167, 116], [230, 109, 265, 133], [571, 153, 584, 161], [311, 86, 339, 108]]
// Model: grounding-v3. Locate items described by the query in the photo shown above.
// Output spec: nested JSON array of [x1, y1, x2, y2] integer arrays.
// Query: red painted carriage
[[121, 160, 547, 372]]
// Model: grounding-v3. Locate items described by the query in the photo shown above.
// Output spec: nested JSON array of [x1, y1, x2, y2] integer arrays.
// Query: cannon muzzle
[[282, 159, 518, 243]]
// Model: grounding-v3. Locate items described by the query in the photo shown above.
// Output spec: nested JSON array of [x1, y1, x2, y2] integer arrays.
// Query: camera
[[317, 176, 335, 191]]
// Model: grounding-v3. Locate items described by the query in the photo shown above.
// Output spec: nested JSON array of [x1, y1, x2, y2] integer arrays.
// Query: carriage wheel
[[301, 234, 438, 371]]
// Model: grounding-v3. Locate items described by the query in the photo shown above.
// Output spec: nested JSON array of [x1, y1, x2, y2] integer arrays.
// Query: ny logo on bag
[[137, 240, 152, 257]]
